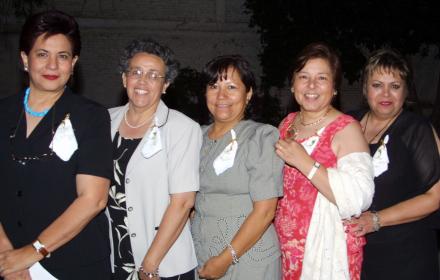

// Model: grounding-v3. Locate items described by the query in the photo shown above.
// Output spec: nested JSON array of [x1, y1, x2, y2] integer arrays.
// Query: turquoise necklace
[[23, 87, 49, 117]]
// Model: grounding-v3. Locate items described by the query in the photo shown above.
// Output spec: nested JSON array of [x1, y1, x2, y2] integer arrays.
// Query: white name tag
[[213, 129, 238, 175]]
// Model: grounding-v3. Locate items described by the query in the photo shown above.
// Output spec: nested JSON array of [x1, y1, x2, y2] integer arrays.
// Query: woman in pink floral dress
[[274, 43, 375, 280]]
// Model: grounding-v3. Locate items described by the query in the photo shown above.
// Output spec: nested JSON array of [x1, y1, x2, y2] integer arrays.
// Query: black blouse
[[352, 110, 440, 243], [0, 88, 113, 275]]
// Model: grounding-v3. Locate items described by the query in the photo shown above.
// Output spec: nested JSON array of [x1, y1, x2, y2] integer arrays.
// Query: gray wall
[[0, 0, 261, 108], [1, 0, 439, 114]]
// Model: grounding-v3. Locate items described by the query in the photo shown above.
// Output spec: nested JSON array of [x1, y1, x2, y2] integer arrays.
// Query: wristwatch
[[32, 240, 51, 258]]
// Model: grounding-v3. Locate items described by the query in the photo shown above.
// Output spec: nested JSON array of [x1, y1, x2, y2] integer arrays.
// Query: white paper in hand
[[49, 114, 78, 161], [213, 129, 238, 175], [29, 262, 58, 280]]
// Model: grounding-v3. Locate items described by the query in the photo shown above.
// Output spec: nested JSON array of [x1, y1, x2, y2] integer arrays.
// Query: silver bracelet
[[139, 267, 159, 279], [371, 211, 381, 232], [227, 243, 239, 265]]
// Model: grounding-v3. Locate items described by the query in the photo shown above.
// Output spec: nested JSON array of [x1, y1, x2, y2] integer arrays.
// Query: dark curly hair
[[118, 38, 180, 83]]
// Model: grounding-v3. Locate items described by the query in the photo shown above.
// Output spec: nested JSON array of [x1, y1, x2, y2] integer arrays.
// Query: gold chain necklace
[[299, 107, 332, 127], [288, 108, 331, 139]]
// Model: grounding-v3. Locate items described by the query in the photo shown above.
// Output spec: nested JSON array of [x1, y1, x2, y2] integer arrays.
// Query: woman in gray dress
[[191, 55, 284, 280]]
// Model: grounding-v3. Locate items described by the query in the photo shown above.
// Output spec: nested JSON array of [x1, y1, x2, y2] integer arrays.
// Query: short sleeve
[[168, 120, 202, 194], [76, 105, 113, 180], [404, 118, 440, 192], [246, 124, 284, 201]]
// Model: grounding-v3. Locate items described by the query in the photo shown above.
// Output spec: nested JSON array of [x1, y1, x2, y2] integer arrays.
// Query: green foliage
[[0, 0, 48, 18], [245, 0, 440, 129], [244, 0, 440, 89], [163, 67, 210, 125], [250, 91, 287, 126]]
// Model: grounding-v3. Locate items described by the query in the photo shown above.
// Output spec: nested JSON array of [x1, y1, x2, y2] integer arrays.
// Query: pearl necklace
[[124, 110, 154, 129], [23, 87, 50, 117]]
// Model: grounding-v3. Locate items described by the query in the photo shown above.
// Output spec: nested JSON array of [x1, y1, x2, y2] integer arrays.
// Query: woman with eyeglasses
[[0, 10, 113, 279], [107, 39, 202, 280]]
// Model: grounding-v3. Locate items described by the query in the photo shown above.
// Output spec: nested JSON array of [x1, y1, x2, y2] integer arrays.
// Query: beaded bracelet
[[371, 211, 381, 232], [227, 243, 239, 265], [139, 267, 159, 279]]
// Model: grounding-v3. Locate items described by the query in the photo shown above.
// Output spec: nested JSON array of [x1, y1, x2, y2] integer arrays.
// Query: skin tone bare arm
[[0, 174, 109, 278], [198, 198, 278, 279]]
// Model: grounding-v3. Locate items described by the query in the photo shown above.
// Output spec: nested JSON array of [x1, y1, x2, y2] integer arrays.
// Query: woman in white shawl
[[274, 42, 374, 280]]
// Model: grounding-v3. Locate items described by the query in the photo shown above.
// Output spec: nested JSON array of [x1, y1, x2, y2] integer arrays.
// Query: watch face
[[32, 240, 50, 257], [33, 240, 43, 250]]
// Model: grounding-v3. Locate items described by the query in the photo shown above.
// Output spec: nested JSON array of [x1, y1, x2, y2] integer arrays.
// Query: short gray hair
[[118, 38, 180, 83]]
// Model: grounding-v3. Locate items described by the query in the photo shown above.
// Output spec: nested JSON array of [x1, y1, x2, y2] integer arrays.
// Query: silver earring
[[333, 91, 337, 96], [162, 91, 166, 95], [24, 65, 28, 71]]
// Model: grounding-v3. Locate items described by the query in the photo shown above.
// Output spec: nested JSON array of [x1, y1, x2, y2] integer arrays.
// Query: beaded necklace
[[124, 110, 155, 129], [23, 87, 50, 117]]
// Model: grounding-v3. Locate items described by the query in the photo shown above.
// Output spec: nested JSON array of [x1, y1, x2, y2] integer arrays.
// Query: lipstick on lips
[[379, 101, 392, 106], [43, 75, 59, 80]]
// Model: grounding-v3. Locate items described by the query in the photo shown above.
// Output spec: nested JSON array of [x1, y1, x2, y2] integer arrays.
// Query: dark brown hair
[[19, 10, 81, 56], [290, 42, 342, 92], [202, 55, 256, 93]]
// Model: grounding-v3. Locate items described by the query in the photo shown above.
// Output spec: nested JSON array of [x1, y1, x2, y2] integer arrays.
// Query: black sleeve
[[75, 104, 113, 180], [403, 114, 440, 229], [404, 118, 440, 193]]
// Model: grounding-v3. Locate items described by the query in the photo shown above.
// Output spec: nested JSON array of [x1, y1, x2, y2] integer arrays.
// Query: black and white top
[[108, 132, 142, 280]]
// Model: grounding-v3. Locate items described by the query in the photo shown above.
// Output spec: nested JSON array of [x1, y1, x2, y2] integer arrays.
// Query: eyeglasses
[[125, 68, 165, 82], [9, 109, 55, 165]]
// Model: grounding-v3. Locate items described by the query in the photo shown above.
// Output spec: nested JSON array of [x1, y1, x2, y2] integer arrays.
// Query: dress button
[[131, 233, 136, 237], [16, 190, 23, 197], [125, 178, 130, 184], [127, 207, 133, 212]]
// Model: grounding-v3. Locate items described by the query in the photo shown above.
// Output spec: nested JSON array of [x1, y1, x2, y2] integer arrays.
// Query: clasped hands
[[0, 244, 41, 279], [345, 211, 377, 237]]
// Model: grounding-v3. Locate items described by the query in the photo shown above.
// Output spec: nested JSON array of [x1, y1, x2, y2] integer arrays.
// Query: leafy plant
[[244, 0, 440, 130]]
